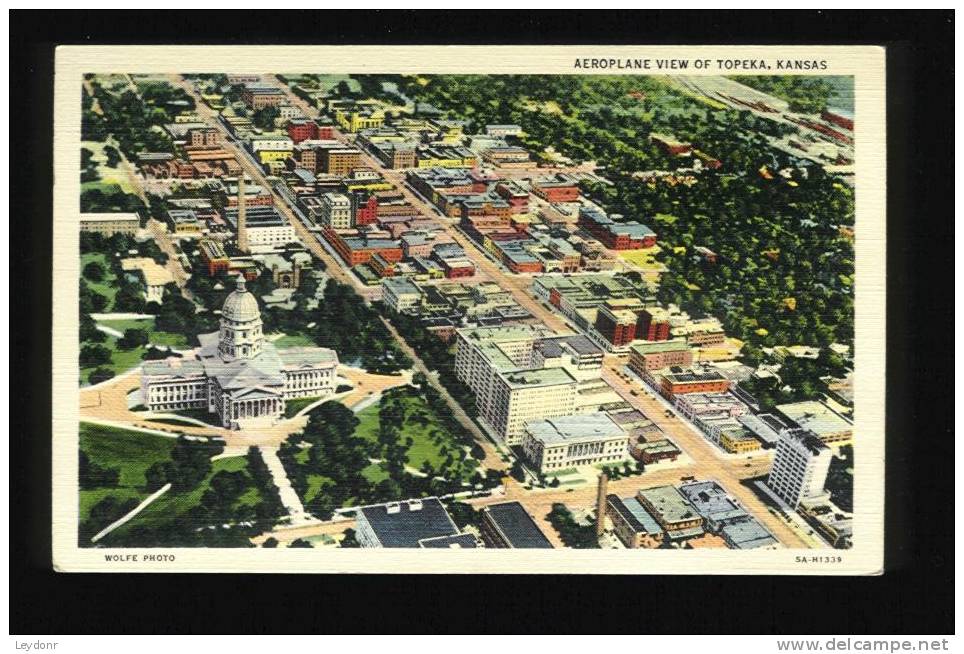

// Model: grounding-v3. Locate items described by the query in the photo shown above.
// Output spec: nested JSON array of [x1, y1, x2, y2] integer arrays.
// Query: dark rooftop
[[483, 502, 553, 549], [359, 498, 459, 548]]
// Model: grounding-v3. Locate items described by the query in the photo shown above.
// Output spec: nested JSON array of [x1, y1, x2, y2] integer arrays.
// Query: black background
[[10, 9, 954, 635]]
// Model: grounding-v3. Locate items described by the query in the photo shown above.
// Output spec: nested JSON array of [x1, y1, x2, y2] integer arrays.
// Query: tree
[[289, 538, 313, 548], [83, 260, 106, 282], [118, 328, 150, 350], [88, 367, 115, 386], [103, 145, 122, 168], [79, 451, 120, 489], [80, 343, 111, 368], [80, 313, 106, 344], [340, 529, 360, 548], [262, 537, 279, 548], [252, 106, 281, 130]]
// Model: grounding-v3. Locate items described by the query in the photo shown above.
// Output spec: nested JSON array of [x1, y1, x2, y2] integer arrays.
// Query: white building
[[453, 325, 608, 444], [226, 206, 298, 252], [120, 257, 173, 304], [767, 428, 833, 508], [320, 192, 352, 229], [141, 275, 339, 429], [80, 212, 140, 236], [521, 413, 629, 473], [381, 277, 423, 313], [250, 137, 294, 153]]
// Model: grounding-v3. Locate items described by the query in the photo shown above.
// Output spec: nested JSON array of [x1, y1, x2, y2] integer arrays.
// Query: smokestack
[[236, 175, 248, 253], [595, 471, 609, 537]]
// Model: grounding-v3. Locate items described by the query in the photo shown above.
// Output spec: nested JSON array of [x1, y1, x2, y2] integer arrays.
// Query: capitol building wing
[[140, 275, 339, 429]]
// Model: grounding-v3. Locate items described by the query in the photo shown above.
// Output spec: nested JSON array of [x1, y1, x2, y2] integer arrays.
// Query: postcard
[[52, 45, 884, 573]]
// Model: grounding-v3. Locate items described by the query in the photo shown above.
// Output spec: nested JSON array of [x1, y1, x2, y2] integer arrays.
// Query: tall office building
[[767, 428, 833, 508]]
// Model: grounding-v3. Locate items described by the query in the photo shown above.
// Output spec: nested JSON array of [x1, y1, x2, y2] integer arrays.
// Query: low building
[[381, 277, 423, 314], [606, 494, 664, 549], [120, 257, 173, 304], [80, 212, 140, 236], [578, 207, 657, 250], [628, 339, 693, 374], [636, 485, 704, 540], [166, 209, 203, 235], [198, 239, 229, 276], [521, 413, 629, 474], [485, 124, 523, 137], [775, 400, 853, 445], [530, 173, 581, 203], [630, 438, 682, 465], [355, 498, 469, 548], [225, 206, 298, 252], [479, 502, 554, 549], [658, 368, 731, 398]]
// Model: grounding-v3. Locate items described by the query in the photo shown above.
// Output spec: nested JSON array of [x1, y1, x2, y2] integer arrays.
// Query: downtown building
[[453, 325, 610, 445], [767, 428, 833, 508]]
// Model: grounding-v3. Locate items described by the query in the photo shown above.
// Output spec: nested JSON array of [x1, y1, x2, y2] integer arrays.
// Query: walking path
[[91, 483, 171, 543], [257, 446, 315, 526]]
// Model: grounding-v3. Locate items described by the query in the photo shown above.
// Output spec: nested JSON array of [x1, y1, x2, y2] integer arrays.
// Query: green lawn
[[353, 390, 479, 481], [81, 252, 118, 307], [284, 396, 323, 419], [102, 455, 260, 541], [99, 317, 189, 348], [81, 140, 136, 194], [79, 423, 176, 521], [304, 473, 334, 504], [81, 335, 147, 384], [272, 333, 316, 349]]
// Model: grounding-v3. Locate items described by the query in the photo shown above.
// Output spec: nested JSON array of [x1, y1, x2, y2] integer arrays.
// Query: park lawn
[[272, 333, 316, 348], [81, 252, 118, 307], [362, 462, 389, 484], [304, 474, 334, 504], [81, 140, 136, 194], [167, 408, 223, 427], [284, 395, 323, 418], [81, 336, 147, 384], [80, 423, 175, 487], [99, 318, 189, 348], [352, 391, 474, 479], [617, 244, 662, 269], [105, 456, 255, 539], [79, 423, 176, 520]]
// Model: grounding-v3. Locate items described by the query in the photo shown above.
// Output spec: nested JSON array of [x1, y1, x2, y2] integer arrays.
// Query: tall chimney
[[236, 175, 248, 253], [595, 471, 609, 537]]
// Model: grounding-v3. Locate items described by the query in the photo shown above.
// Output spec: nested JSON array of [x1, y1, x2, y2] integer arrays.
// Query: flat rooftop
[[483, 502, 553, 549], [501, 367, 575, 390], [638, 485, 701, 525], [358, 498, 459, 548], [525, 413, 625, 446], [607, 494, 662, 535]]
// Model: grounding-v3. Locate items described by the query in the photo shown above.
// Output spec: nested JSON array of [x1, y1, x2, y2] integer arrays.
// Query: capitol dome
[[221, 275, 261, 323]]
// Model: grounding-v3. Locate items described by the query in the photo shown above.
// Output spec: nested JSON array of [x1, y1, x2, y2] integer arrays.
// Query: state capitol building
[[140, 275, 339, 429]]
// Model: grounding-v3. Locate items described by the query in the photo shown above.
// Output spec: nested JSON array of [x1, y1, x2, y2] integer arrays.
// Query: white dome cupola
[[218, 274, 264, 361]]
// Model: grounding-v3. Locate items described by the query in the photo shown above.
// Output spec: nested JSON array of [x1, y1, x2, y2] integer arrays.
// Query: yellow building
[[720, 428, 762, 454], [335, 107, 385, 133], [344, 178, 394, 193], [257, 149, 292, 164]]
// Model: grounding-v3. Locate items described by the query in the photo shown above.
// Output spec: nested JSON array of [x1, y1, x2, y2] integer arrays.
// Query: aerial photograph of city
[[76, 71, 856, 553]]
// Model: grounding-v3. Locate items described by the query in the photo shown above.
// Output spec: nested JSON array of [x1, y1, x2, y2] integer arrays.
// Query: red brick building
[[637, 308, 671, 342], [352, 192, 379, 226], [530, 174, 580, 203], [594, 305, 639, 347], [287, 119, 319, 144], [325, 230, 403, 267]]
